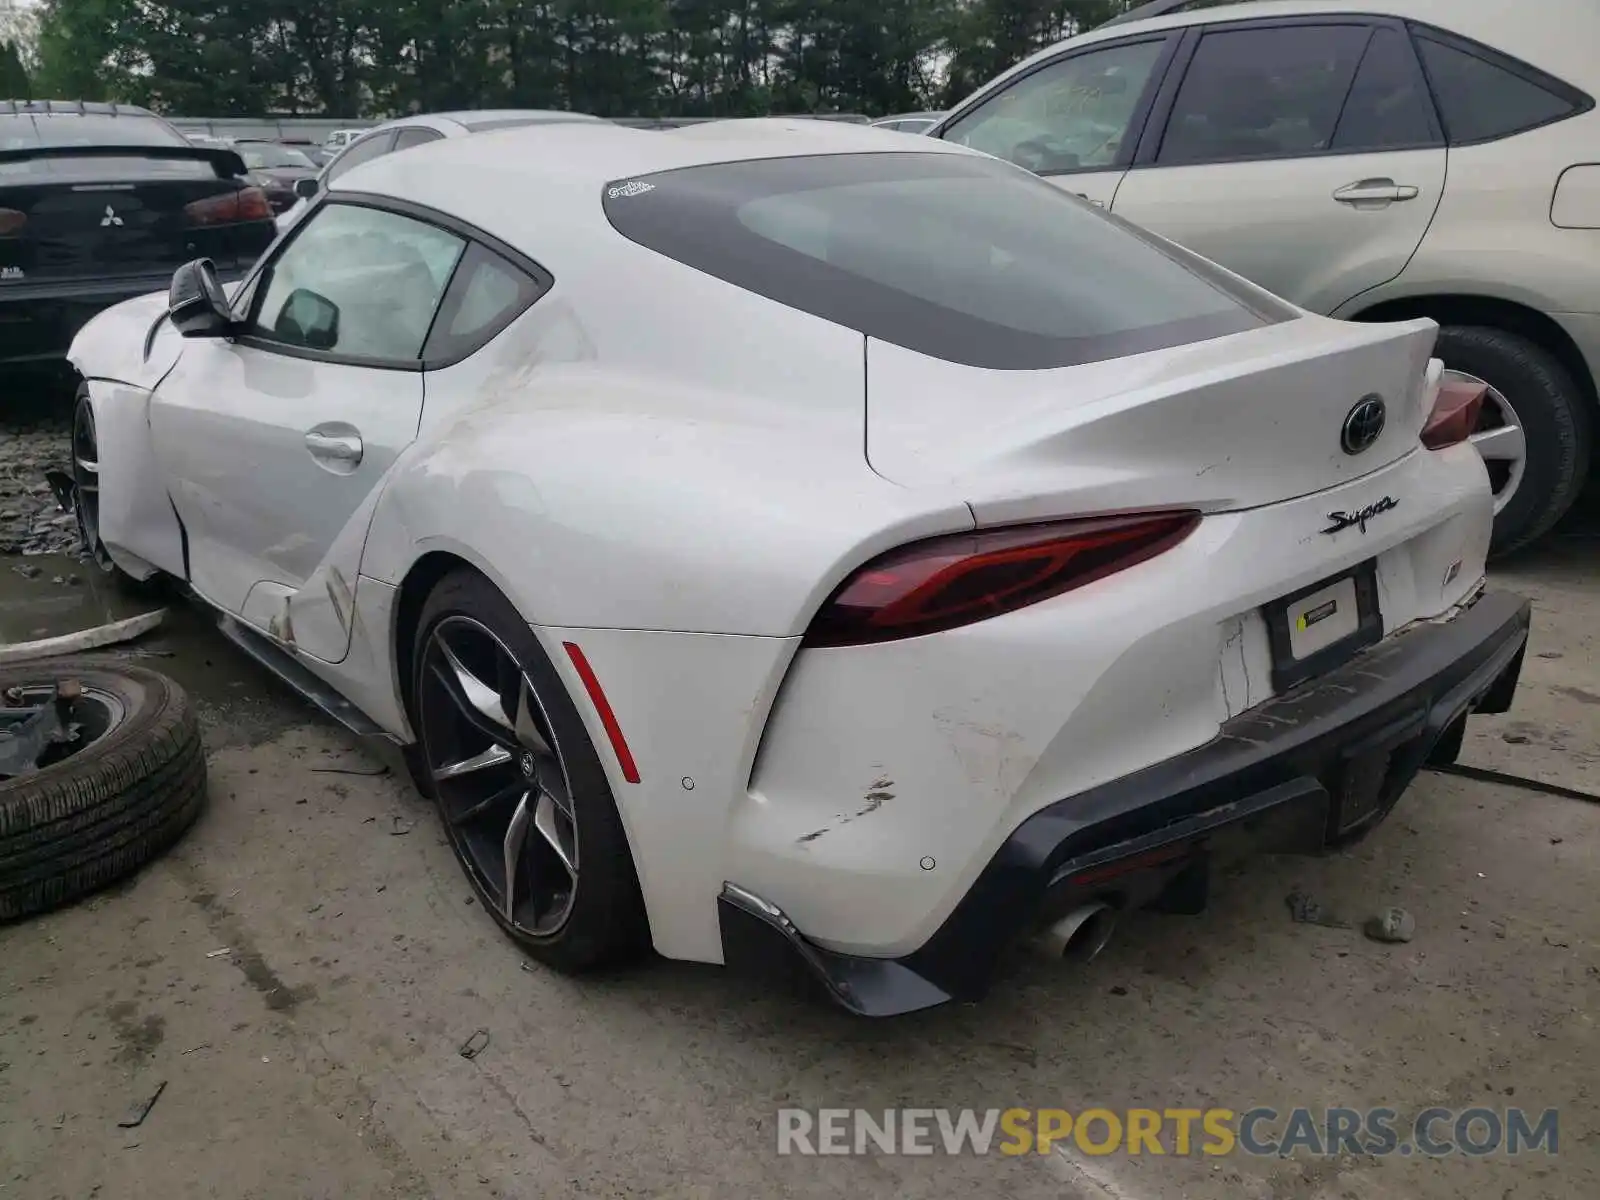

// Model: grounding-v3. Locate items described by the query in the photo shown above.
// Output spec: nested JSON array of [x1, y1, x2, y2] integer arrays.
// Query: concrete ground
[[1, 534, 1597, 1199]]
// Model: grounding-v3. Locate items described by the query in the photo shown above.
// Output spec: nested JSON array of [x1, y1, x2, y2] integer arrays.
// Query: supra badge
[[1322, 496, 1399, 536]]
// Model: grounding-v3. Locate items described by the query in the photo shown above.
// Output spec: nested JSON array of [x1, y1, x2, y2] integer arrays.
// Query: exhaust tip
[[1036, 903, 1118, 964]]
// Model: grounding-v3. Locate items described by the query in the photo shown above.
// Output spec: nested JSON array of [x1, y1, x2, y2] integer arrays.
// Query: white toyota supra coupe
[[63, 118, 1530, 1015]]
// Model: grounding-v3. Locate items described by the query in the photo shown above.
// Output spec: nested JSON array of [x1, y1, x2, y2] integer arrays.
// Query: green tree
[[0, 39, 30, 99], [26, 0, 1148, 119]]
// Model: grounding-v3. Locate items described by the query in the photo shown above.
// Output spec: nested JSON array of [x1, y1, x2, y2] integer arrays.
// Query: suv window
[[1413, 34, 1584, 144], [603, 152, 1283, 372], [1331, 27, 1437, 150], [327, 130, 397, 183], [942, 38, 1170, 174], [249, 203, 465, 362], [1158, 24, 1369, 164]]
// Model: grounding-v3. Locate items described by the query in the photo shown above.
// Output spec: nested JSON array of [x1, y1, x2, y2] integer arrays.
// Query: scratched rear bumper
[[719, 590, 1530, 1016]]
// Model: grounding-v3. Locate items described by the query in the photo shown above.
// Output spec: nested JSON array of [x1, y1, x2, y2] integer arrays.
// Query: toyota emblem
[[1340, 395, 1387, 456]]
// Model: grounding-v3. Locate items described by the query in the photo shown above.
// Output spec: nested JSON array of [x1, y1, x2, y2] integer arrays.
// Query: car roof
[[365, 110, 602, 136], [339, 116, 971, 194], [441, 109, 606, 129], [330, 117, 977, 260], [993, 0, 1596, 95]]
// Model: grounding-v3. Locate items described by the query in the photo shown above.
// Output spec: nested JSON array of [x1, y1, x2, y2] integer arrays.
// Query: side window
[[248, 203, 466, 362], [423, 242, 548, 363], [1157, 24, 1369, 165], [326, 130, 396, 183], [943, 38, 1170, 174], [1414, 34, 1584, 144], [393, 127, 445, 150], [1331, 28, 1438, 151]]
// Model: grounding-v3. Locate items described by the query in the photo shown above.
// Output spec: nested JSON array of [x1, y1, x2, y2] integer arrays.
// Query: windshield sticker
[[607, 181, 656, 199]]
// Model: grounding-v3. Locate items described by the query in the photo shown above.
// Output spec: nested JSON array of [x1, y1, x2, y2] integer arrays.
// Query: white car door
[[936, 33, 1180, 209], [1109, 19, 1447, 314], [150, 200, 468, 638]]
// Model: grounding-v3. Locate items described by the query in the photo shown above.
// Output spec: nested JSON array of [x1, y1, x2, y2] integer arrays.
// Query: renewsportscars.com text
[[776, 1107, 1559, 1158]]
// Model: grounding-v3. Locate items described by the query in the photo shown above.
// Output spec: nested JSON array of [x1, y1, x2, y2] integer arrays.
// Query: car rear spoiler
[[0, 144, 248, 178]]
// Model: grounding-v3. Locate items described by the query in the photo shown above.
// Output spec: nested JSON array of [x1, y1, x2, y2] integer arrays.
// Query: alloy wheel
[[71, 392, 115, 573], [1448, 369, 1527, 519], [415, 615, 579, 937]]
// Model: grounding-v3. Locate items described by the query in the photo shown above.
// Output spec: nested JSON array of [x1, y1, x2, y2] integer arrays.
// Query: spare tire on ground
[[0, 661, 206, 920]]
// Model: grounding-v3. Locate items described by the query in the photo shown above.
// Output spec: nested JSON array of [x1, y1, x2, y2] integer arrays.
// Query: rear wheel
[[409, 569, 648, 972], [71, 384, 165, 598], [1435, 326, 1593, 558]]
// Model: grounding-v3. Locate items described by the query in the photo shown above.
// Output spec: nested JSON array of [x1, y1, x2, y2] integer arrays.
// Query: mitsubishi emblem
[[100, 205, 124, 228]]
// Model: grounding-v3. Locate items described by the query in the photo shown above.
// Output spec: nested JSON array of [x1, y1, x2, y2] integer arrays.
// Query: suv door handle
[[305, 424, 363, 470], [1333, 179, 1420, 205]]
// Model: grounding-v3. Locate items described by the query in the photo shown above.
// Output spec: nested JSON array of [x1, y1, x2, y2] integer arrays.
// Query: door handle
[[1074, 192, 1106, 208], [1333, 179, 1420, 205], [304, 426, 363, 468]]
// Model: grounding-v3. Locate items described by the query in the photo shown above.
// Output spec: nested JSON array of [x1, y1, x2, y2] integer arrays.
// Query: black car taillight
[[0, 208, 25, 236], [803, 512, 1201, 648], [185, 187, 273, 226]]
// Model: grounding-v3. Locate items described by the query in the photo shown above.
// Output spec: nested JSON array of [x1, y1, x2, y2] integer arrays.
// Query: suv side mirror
[[294, 177, 320, 200], [168, 258, 236, 338]]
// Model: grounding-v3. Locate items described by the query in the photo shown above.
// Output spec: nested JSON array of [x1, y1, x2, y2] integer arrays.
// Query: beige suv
[[932, 0, 1599, 555]]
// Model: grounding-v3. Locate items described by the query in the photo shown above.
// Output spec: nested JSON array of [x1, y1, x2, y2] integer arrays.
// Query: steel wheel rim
[[0, 684, 127, 780], [1447, 369, 1527, 518], [71, 394, 114, 573], [415, 615, 579, 937]]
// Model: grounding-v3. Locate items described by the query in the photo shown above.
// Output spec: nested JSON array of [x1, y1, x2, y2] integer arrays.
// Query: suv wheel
[[1435, 326, 1593, 558]]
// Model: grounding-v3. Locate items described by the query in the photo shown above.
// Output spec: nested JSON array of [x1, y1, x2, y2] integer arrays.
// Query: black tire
[[1435, 326, 1594, 558], [0, 662, 206, 921], [71, 382, 167, 600], [411, 569, 649, 972]]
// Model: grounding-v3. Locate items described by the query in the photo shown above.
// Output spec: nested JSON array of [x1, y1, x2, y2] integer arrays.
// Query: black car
[[0, 100, 278, 369], [232, 140, 322, 214]]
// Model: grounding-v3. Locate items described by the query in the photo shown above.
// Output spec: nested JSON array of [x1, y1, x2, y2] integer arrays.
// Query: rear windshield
[[0, 113, 211, 180], [0, 113, 186, 149], [602, 151, 1286, 370]]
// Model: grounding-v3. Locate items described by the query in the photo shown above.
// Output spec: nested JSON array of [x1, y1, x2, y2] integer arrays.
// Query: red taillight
[[1422, 377, 1488, 450], [0, 207, 25, 236], [804, 512, 1201, 648], [184, 187, 273, 226]]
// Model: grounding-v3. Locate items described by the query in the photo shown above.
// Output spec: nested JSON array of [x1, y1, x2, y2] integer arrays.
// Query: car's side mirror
[[275, 287, 341, 351], [168, 258, 236, 338], [294, 177, 320, 200]]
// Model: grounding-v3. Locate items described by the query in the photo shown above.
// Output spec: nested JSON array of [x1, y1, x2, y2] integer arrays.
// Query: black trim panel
[[720, 590, 1531, 1016]]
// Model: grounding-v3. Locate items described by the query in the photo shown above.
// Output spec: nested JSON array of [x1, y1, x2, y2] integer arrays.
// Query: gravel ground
[[2, 391, 82, 559]]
